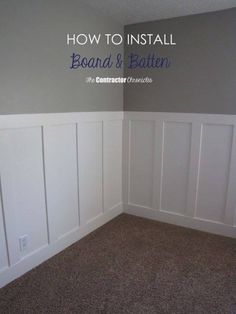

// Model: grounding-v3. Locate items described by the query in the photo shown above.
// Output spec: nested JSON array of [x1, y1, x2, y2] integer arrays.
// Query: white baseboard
[[0, 204, 123, 289], [124, 203, 236, 238]]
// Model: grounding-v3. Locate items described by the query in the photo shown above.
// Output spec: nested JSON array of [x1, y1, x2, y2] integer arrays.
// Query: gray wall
[[124, 8, 236, 114], [0, 0, 123, 114]]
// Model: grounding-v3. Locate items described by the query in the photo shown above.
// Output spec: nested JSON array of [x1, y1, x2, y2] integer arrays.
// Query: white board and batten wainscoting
[[0, 112, 123, 288], [123, 112, 236, 239], [0, 111, 236, 288]]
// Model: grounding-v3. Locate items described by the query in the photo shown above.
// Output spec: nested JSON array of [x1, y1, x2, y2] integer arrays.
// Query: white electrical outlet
[[19, 235, 28, 252]]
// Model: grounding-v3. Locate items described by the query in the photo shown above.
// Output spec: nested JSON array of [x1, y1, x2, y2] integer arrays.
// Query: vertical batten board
[[77, 122, 103, 225], [103, 120, 122, 211], [152, 121, 164, 210], [0, 128, 48, 265], [43, 124, 79, 242], [129, 120, 155, 208], [0, 182, 8, 271], [195, 124, 233, 222], [122, 120, 130, 205], [161, 122, 192, 214]]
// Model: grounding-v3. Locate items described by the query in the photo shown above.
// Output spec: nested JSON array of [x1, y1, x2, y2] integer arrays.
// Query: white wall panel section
[[0, 128, 48, 265], [43, 124, 79, 242], [129, 120, 155, 207], [196, 124, 233, 222], [161, 122, 191, 214], [0, 112, 123, 288], [1, 110, 236, 288], [103, 120, 122, 211], [0, 189, 8, 271], [124, 112, 236, 239], [77, 122, 103, 224], [224, 128, 236, 226]]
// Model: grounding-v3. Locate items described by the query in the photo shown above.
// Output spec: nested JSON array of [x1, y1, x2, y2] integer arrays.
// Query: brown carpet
[[0, 214, 236, 314]]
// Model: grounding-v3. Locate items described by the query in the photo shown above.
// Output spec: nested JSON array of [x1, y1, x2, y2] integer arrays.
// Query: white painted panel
[[43, 124, 79, 242], [196, 124, 233, 222], [185, 122, 202, 217], [161, 122, 191, 214], [129, 120, 155, 207], [0, 112, 123, 289], [0, 190, 8, 271], [125, 112, 236, 237], [225, 127, 236, 226], [78, 122, 103, 224], [104, 120, 122, 211], [0, 128, 48, 265]]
